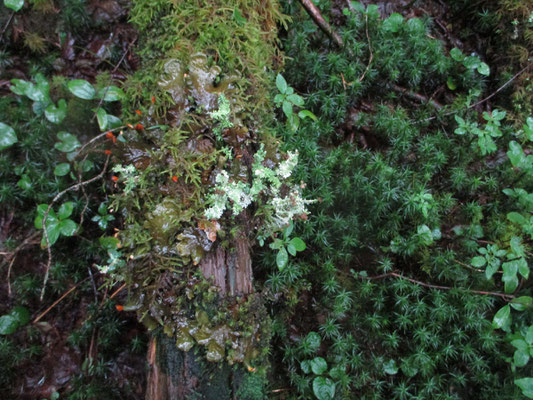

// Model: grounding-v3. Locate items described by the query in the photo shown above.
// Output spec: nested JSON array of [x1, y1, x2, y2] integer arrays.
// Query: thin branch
[[391, 83, 443, 110], [4, 231, 40, 296], [75, 125, 124, 159], [33, 278, 88, 324], [40, 155, 110, 301], [421, 60, 533, 123], [362, 271, 515, 300], [0, 11, 15, 43], [298, 0, 344, 47], [358, 14, 373, 82]]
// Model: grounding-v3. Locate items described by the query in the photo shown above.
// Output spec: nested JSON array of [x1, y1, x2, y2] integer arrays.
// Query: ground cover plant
[[0, 0, 532, 399]]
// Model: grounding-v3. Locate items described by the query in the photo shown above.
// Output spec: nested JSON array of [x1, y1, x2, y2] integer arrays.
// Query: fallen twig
[[358, 14, 373, 82], [391, 83, 443, 110], [33, 278, 88, 324], [298, 0, 344, 47], [362, 271, 514, 300], [4, 231, 40, 296]]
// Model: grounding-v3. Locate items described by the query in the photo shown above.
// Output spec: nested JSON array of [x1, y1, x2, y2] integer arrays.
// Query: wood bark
[[145, 231, 253, 400]]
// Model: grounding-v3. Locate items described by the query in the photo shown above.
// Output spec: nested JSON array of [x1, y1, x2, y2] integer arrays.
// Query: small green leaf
[[17, 175, 31, 190], [106, 114, 123, 129], [510, 296, 533, 311], [447, 76, 457, 90], [471, 256, 486, 267], [383, 359, 398, 375], [502, 261, 519, 293], [41, 223, 60, 247], [477, 62, 490, 76], [301, 360, 311, 374], [0, 315, 19, 335], [0, 122, 17, 151], [96, 108, 108, 131], [304, 332, 321, 352], [58, 202, 74, 219], [287, 243, 296, 256], [68, 79, 95, 100], [98, 86, 124, 102], [44, 99, 67, 124], [492, 305, 511, 332], [312, 376, 335, 400], [282, 100, 293, 118], [276, 247, 288, 270], [3, 0, 24, 12], [276, 74, 288, 94], [310, 357, 328, 375], [59, 219, 77, 236], [350, 1, 365, 13], [10, 306, 30, 326], [463, 56, 480, 69], [526, 326, 533, 345], [55, 132, 80, 153], [450, 48, 464, 62], [515, 377, 533, 398], [485, 261, 500, 280], [508, 212, 526, 224], [289, 237, 306, 252], [54, 163, 70, 176], [514, 348, 530, 367], [287, 93, 304, 107], [298, 110, 318, 121]]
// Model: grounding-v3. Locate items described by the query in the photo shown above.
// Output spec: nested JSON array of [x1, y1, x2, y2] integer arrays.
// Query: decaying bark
[[145, 232, 254, 400]]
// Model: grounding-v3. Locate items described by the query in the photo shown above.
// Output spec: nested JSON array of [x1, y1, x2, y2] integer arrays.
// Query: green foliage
[[0, 306, 30, 335]]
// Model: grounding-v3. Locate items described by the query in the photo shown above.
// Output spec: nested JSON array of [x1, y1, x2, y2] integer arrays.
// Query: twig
[[33, 278, 88, 324], [421, 60, 533, 123], [358, 14, 373, 82], [391, 83, 443, 110], [298, 0, 344, 47], [4, 231, 40, 296], [40, 155, 110, 301], [362, 271, 515, 300], [75, 126, 124, 159], [109, 282, 127, 300], [88, 266, 98, 303], [0, 11, 15, 43], [112, 38, 136, 73]]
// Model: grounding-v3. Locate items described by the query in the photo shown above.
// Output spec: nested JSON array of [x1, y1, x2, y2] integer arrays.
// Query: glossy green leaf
[[55, 132, 80, 153], [312, 377, 335, 400], [0, 315, 19, 335], [446, 76, 457, 90], [464, 56, 480, 69], [0, 122, 17, 150], [514, 348, 530, 367], [59, 219, 77, 236], [282, 100, 293, 118], [287, 93, 304, 107], [289, 237, 306, 252], [96, 108, 108, 131], [300, 360, 311, 374], [492, 305, 511, 331], [58, 202, 74, 219], [10, 306, 29, 326], [477, 62, 490, 76], [450, 48, 464, 62], [383, 359, 398, 375], [298, 110, 318, 121], [515, 377, 533, 398], [276, 247, 288, 270], [350, 1, 365, 13], [471, 256, 486, 267], [106, 114, 123, 129], [304, 332, 321, 352], [510, 296, 533, 311], [310, 357, 328, 375], [526, 326, 533, 345], [276, 74, 288, 94], [68, 79, 95, 100], [98, 86, 124, 102], [287, 243, 296, 256], [502, 261, 519, 293], [44, 99, 67, 124], [3, 0, 24, 11], [54, 163, 70, 176]]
